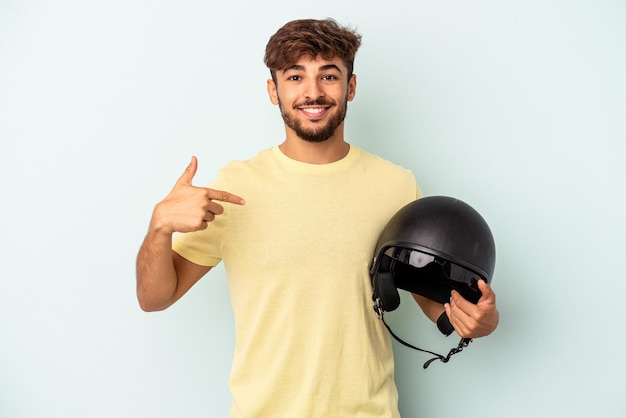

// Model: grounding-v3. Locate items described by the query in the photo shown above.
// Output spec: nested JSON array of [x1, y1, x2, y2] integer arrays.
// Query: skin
[[136, 55, 499, 338], [266, 57, 355, 164], [135, 156, 244, 311], [413, 280, 499, 338]]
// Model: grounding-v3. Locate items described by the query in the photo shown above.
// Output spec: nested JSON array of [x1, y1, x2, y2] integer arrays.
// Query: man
[[136, 18, 498, 417]]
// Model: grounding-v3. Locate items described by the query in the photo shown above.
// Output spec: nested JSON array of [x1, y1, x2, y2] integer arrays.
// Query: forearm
[[136, 226, 178, 312], [411, 293, 445, 323], [135, 157, 243, 311]]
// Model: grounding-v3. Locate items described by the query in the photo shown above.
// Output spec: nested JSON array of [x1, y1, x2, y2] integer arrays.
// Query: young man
[[136, 19, 498, 417]]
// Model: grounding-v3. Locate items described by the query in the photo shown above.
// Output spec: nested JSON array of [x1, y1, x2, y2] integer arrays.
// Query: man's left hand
[[445, 280, 499, 338]]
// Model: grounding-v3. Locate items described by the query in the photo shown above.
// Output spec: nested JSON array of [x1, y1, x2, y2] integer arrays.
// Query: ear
[[267, 79, 279, 105], [347, 74, 357, 101]]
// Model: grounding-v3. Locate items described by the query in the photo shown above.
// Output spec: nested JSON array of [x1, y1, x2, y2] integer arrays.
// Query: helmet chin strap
[[373, 300, 472, 369]]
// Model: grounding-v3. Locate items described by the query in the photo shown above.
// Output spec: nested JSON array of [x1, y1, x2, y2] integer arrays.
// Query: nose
[[304, 78, 324, 99]]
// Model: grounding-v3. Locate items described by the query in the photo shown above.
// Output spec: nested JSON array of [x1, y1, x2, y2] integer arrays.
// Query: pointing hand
[[151, 156, 245, 234]]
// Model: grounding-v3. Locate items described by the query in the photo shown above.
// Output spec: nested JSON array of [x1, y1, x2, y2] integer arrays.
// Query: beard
[[278, 96, 348, 143]]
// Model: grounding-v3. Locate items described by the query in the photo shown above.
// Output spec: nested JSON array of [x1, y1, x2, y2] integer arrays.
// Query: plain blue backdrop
[[1, 1, 625, 417]]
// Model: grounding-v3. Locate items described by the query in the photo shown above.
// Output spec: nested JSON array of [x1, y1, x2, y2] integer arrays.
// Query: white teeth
[[302, 107, 324, 114]]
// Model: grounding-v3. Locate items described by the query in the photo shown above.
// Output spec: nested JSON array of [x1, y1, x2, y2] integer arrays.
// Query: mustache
[[292, 98, 336, 109]]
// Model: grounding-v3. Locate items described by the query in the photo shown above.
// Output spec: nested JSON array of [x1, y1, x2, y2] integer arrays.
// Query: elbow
[[138, 300, 161, 312], [136, 290, 171, 312], [138, 299, 169, 312]]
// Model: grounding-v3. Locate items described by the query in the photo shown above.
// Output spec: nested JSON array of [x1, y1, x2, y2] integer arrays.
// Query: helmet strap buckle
[[373, 297, 384, 320]]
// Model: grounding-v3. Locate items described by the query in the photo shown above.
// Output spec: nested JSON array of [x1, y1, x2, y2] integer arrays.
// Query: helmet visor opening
[[384, 247, 484, 304]]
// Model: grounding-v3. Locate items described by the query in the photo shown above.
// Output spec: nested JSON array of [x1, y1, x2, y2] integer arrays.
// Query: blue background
[[1, 1, 625, 416]]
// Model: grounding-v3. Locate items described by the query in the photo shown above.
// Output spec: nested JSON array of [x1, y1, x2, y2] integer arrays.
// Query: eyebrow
[[282, 64, 343, 74], [320, 64, 343, 73]]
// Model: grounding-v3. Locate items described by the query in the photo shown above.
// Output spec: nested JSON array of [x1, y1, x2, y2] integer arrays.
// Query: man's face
[[267, 56, 356, 143]]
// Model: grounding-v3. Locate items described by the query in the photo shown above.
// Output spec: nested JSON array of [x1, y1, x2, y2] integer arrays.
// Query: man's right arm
[[135, 156, 245, 311], [136, 229, 212, 312]]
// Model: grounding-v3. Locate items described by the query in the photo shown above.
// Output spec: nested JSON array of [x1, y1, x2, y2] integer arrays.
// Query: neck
[[279, 126, 350, 164]]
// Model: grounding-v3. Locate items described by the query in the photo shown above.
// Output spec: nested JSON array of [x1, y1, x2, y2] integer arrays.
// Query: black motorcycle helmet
[[371, 196, 496, 313]]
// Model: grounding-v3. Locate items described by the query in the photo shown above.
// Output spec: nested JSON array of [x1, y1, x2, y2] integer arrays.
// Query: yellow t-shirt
[[173, 145, 420, 417]]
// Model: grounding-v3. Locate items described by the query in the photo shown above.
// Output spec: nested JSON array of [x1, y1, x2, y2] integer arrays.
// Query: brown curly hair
[[264, 18, 362, 82]]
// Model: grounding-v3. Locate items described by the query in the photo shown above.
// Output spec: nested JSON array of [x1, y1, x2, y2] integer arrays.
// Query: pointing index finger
[[207, 188, 245, 205]]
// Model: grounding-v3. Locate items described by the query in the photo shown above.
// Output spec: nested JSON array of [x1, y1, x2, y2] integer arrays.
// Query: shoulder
[[353, 146, 422, 200], [214, 148, 274, 179], [354, 146, 416, 181], [207, 148, 279, 195], [221, 148, 273, 170]]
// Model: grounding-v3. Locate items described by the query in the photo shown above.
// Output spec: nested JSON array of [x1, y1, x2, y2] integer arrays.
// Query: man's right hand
[[150, 156, 245, 235]]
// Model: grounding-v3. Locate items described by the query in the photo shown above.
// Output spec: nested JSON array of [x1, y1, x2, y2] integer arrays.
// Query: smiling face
[[267, 56, 357, 143]]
